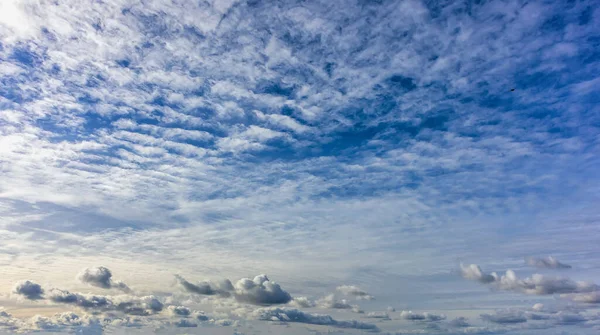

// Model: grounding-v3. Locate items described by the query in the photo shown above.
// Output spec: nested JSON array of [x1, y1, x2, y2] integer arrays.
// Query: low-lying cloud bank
[[460, 263, 600, 302], [255, 307, 379, 331], [316, 294, 363, 313], [48, 288, 164, 316], [176, 273, 292, 305]]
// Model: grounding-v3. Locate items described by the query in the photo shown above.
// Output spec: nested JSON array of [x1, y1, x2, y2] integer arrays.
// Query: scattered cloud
[[167, 305, 192, 317], [400, 311, 446, 322], [255, 307, 379, 331], [233, 274, 292, 305], [77, 266, 131, 292], [289, 297, 316, 308], [366, 312, 390, 320], [449, 317, 470, 327], [336, 285, 375, 300], [175, 274, 229, 296], [460, 264, 498, 284], [1, 0, 599, 333], [461, 263, 600, 297], [317, 294, 362, 312], [480, 310, 527, 324], [526, 257, 572, 269], [12, 280, 44, 300]]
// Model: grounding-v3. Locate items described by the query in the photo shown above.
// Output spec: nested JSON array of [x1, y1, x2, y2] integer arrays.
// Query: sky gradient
[[1, 0, 600, 334]]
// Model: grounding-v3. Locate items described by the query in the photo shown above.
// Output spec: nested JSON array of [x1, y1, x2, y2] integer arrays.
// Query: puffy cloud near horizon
[[336, 285, 375, 300], [12, 280, 44, 300], [175, 275, 228, 296], [175, 273, 292, 305], [480, 310, 527, 324], [77, 266, 131, 293], [399, 311, 446, 322], [460, 263, 600, 298], [289, 297, 316, 308], [316, 294, 362, 313], [46, 288, 163, 316], [233, 274, 292, 305], [526, 257, 572, 269]]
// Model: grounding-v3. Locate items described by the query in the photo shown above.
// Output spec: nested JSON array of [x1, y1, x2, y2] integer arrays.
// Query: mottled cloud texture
[[1, 0, 600, 334]]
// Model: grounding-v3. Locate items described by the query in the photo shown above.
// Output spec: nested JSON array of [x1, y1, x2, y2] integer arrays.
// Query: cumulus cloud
[[175, 275, 232, 297], [449, 317, 470, 327], [526, 257, 572, 269], [336, 285, 374, 300], [12, 280, 44, 300], [552, 312, 588, 325], [317, 294, 361, 311], [480, 310, 527, 324], [366, 312, 390, 319], [47, 289, 112, 309], [461, 263, 600, 298], [233, 274, 292, 305], [26, 313, 103, 334], [77, 267, 131, 293], [47, 288, 163, 316], [167, 305, 192, 317], [176, 274, 291, 305], [459, 264, 498, 284], [567, 291, 600, 303], [289, 297, 316, 308], [173, 319, 198, 328], [255, 307, 379, 331], [399, 311, 446, 322]]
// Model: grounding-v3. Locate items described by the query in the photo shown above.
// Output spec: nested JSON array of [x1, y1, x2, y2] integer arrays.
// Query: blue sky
[[0, 0, 600, 334]]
